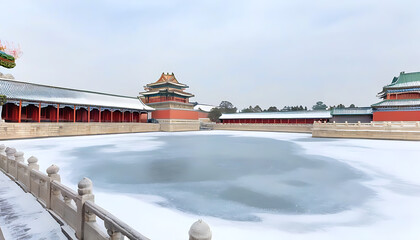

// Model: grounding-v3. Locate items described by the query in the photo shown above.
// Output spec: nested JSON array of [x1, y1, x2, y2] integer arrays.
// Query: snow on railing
[[0, 144, 212, 240]]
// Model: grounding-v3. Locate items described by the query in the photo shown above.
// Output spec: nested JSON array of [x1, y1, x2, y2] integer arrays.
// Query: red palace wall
[[373, 111, 420, 121], [197, 111, 208, 119], [152, 109, 198, 120], [221, 119, 329, 124]]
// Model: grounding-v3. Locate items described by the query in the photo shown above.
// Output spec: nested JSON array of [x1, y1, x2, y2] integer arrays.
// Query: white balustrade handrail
[[17, 161, 27, 169], [85, 201, 151, 240], [51, 181, 78, 200], [30, 169, 50, 181]]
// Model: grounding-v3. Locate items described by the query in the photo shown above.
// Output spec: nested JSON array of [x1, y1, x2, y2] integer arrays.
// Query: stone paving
[[0, 171, 66, 240]]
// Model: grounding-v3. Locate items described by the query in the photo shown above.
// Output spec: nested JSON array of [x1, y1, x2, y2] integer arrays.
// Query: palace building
[[220, 110, 331, 124], [0, 77, 153, 123], [330, 107, 373, 123], [372, 71, 420, 121], [140, 73, 199, 121]]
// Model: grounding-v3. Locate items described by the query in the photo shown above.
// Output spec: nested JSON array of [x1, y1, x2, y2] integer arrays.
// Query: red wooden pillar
[[99, 107, 101, 123], [111, 110, 113, 122], [57, 104, 60, 122], [38, 103, 41, 123], [73, 105, 76, 122], [4, 104, 7, 120], [131, 112, 133, 122], [88, 107, 90, 123], [18, 100, 22, 123]]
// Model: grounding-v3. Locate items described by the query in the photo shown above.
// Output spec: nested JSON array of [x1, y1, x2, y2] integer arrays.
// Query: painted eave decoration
[[0, 41, 22, 69]]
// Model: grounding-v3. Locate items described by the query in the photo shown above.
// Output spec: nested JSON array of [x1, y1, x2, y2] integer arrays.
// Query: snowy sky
[[2, 0, 420, 110]]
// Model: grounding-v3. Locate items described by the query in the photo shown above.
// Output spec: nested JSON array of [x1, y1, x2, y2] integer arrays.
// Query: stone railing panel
[[84, 222, 108, 240], [17, 161, 30, 190], [8, 159, 17, 179], [51, 181, 79, 231], [29, 169, 51, 208], [84, 201, 150, 240]]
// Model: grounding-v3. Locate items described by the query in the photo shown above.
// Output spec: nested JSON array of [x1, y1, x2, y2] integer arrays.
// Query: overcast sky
[[2, 0, 420, 110]]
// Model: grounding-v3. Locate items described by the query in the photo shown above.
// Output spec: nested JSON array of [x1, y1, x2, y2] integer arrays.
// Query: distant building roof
[[377, 71, 420, 98], [146, 72, 188, 88], [385, 72, 420, 89], [220, 110, 331, 120], [371, 99, 420, 107], [331, 107, 373, 115], [0, 77, 154, 111], [193, 104, 216, 112]]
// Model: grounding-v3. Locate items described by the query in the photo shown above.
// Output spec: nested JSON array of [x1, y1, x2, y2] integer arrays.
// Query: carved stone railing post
[[47, 164, 61, 209], [76, 177, 95, 239], [5, 147, 16, 173], [15, 151, 24, 162], [27, 156, 39, 171], [47, 164, 61, 183], [189, 219, 212, 240], [27, 157, 39, 191], [14, 152, 24, 180]]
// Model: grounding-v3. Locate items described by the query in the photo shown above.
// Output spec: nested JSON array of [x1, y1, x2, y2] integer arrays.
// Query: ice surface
[[3, 131, 420, 240]]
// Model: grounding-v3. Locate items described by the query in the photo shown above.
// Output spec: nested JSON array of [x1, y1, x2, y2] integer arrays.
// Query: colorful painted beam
[[0, 51, 16, 69]]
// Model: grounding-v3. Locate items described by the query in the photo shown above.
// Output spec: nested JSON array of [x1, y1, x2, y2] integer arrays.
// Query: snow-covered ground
[[2, 131, 420, 240], [0, 171, 66, 240]]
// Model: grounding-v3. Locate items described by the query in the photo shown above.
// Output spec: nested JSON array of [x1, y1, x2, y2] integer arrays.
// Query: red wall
[[221, 118, 326, 124], [152, 109, 198, 120], [373, 111, 420, 121], [140, 113, 148, 122], [197, 111, 208, 119]]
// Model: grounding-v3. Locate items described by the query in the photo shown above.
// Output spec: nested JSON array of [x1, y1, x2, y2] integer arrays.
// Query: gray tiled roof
[[0, 77, 154, 111], [371, 99, 420, 107], [331, 107, 372, 115]]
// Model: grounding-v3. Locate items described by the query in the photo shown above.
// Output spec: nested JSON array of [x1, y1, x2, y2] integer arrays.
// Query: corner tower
[[372, 71, 420, 121], [140, 72, 198, 122]]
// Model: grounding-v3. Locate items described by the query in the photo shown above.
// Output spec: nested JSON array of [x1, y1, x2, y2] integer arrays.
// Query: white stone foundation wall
[[312, 121, 420, 140], [0, 123, 160, 140], [158, 119, 200, 132]]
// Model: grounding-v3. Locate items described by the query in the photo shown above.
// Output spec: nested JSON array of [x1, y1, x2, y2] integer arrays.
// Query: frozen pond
[[3, 131, 420, 240], [64, 134, 372, 221]]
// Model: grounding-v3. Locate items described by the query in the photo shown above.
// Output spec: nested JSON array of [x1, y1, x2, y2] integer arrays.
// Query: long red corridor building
[[0, 77, 153, 123]]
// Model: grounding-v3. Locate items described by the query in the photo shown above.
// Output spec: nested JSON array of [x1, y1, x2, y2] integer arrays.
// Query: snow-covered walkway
[[0, 171, 66, 240]]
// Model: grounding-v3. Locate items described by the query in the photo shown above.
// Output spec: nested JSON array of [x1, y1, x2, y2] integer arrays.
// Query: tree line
[[208, 101, 357, 122]]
